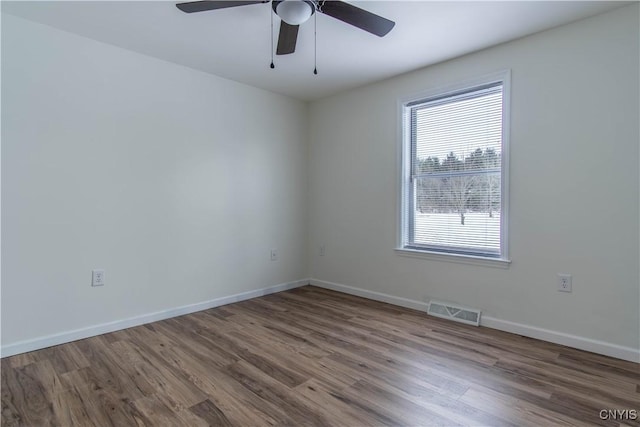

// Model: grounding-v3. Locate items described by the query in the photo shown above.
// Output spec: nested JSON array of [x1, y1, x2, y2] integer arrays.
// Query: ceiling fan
[[176, 1, 395, 56]]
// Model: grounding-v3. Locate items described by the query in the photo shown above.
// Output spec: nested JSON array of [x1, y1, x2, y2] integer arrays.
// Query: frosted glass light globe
[[277, 0, 313, 25]]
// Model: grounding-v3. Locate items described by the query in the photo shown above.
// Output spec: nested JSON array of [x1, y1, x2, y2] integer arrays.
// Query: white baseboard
[[1, 279, 310, 358], [310, 279, 430, 311], [479, 317, 640, 363], [310, 278, 640, 363]]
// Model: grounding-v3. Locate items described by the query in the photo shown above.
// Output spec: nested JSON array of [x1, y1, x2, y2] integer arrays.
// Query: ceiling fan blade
[[176, 1, 267, 14], [319, 1, 395, 37], [276, 22, 299, 55]]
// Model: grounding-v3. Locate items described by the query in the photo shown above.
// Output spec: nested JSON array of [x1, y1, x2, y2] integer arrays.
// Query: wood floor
[[2, 286, 639, 427]]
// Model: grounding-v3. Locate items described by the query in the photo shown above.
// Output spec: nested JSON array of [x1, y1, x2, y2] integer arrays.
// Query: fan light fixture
[[176, 0, 396, 72], [276, 0, 314, 25]]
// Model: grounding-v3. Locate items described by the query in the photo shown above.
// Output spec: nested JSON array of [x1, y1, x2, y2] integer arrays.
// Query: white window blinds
[[404, 82, 505, 257]]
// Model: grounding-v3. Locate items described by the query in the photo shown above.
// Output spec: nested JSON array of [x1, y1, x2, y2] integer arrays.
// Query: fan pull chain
[[313, 9, 318, 75], [270, 8, 275, 69]]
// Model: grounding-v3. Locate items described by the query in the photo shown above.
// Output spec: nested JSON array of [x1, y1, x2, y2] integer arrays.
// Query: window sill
[[394, 248, 511, 269]]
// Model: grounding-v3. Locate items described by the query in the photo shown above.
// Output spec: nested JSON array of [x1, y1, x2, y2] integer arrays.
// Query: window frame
[[397, 70, 511, 267]]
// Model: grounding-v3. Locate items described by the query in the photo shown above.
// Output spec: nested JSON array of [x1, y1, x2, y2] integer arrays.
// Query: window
[[399, 72, 510, 263]]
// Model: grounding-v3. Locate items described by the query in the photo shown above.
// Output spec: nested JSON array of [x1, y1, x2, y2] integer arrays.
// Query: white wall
[[2, 5, 639, 361], [309, 5, 640, 354], [1, 15, 309, 349]]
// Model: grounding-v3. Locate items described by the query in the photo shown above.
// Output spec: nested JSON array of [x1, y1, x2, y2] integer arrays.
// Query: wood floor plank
[[131, 395, 205, 427], [2, 361, 57, 426], [344, 379, 465, 427], [1, 363, 26, 426], [224, 311, 331, 359], [117, 330, 278, 426], [5, 352, 37, 369], [189, 399, 234, 426], [215, 363, 302, 426], [25, 359, 80, 425], [146, 320, 239, 369], [556, 352, 640, 384], [426, 323, 562, 362], [108, 339, 207, 412], [2, 285, 638, 426], [494, 358, 640, 407], [321, 353, 512, 426], [69, 337, 157, 400], [183, 309, 237, 333], [224, 360, 335, 426], [53, 387, 97, 427], [459, 385, 601, 427], [33, 343, 91, 376], [294, 378, 389, 426]]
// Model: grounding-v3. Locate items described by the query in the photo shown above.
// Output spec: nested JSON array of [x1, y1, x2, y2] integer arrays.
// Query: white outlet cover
[[92, 269, 105, 287], [557, 273, 572, 292]]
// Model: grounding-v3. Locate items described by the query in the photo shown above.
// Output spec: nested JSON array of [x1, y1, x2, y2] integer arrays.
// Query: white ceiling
[[2, 1, 628, 100]]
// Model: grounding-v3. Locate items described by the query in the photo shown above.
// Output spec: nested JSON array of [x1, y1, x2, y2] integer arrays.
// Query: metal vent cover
[[427, 300, 481, 326]]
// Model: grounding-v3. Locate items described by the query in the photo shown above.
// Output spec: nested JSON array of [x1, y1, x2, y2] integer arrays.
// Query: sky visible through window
[[415, 90, 502, 162]]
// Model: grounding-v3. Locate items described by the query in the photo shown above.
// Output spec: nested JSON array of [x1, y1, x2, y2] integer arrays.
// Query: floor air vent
[[427, 300, 481, 326]]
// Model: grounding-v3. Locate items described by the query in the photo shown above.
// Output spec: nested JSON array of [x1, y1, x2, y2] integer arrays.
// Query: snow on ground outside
[[414, 212, 500, 250]]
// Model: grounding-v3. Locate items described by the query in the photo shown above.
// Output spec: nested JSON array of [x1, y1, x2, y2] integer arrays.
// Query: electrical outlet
[[557, 273, 572, 292], [270, 249, 278, 261], [319, 244, 325, 256], [92, 269, 105, 287]]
